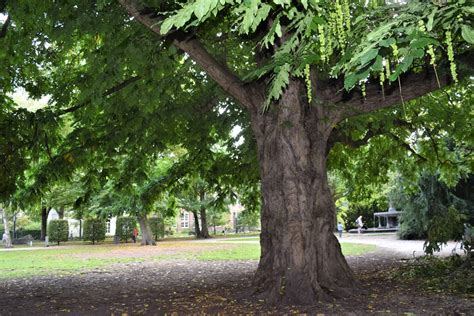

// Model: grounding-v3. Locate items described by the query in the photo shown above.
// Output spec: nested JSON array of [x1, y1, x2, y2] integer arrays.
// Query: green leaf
[[399, 56, 414, 73], [462, 6, 474, 14], [275, 21, 282, 38], [461, 24, 474, 44], [366, 21, 398, 42], [360, 48, 379, 67], [426, 7, 437, 31], [344, 73, 357, 90], [194, 0, 211, 21], [379, 38, 396, 47], [411, 37, 439, 49], [267, 63, 290, 103]]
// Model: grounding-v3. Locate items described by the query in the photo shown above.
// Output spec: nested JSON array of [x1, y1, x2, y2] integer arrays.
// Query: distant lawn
[[0, 240, 376, 279], [193, 242, 376, 261], [0, 246, 141, 279]]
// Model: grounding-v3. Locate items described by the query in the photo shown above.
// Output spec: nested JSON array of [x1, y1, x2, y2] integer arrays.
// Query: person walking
[[337, 222, 344, 238], [132, 227, 138, 243], [356, 216, 363, 234]]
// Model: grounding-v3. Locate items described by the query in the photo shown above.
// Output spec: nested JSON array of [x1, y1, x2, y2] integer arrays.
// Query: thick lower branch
[[119, 0, 258, 110]]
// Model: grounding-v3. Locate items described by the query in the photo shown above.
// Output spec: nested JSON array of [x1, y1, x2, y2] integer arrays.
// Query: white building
[[47, 209, 117, 238]]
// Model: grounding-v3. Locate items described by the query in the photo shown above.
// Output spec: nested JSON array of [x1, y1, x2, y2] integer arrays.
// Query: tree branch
[[119, 0, 259, 110], [332, 50, 474, 122], [58, 75, 141, 115], [388, 132, 427, 162], [0, 15, 10, 38]]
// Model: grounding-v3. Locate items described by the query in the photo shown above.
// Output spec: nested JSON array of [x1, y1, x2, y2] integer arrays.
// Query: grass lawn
[[0, 239, 376, 279], [193, 242, 376, 261]]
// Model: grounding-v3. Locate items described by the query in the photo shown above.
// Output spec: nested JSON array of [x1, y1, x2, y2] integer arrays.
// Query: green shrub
[[149, 217, 165, 240], [83, 218, 106, 244], [48, 220, 69, 245], [115, 217, 137, 243], [17, 229, 41, 240]]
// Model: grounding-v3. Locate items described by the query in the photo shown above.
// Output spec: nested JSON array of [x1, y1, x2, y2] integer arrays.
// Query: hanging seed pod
[[445, 30, 458, 83], [335, 0, 346, 50], [360, 81, 366, 99], [418, 20, 436, 65], [342, 0, 351, 33], [390, 43, 399, 60], [318, 24, 326, 63], [305, 64, 312, 103], [384, 58, 391, 80]]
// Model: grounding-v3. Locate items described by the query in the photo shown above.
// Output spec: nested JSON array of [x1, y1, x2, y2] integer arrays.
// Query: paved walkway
[[336, 233, 464, 256], [207, 233, 465, 257]]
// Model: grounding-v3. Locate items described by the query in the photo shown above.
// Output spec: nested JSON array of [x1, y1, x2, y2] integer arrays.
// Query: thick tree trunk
[[250, 81, 356, 304], [192, 211, 201, 237], [1, 207, 12, 248], [137, 214, 156, 246], [58, 207, 64, 219], [198, 208, 210, 238], [40, 207, 51, 241], [198, 193, 210, 239]]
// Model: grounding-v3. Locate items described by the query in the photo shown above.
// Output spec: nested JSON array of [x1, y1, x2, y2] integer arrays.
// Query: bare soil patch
[[0, 247, 472, 315]]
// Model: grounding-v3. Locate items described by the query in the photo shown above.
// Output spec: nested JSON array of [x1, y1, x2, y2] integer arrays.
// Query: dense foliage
[[148, 217, 165, 240], [83, 218, 106, 245], [47, 219, 68, 245], [115, 217, 137, 243], [393, 173, 473, 254]]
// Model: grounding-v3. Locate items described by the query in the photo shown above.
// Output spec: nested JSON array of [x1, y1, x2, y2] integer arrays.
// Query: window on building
[[181, 212, 189, 228], [106, 220, 111, 234]]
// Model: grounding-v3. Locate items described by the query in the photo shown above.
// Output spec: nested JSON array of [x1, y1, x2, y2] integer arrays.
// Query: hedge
[[83, 218, 106, 244], [48, 220, 69, 245], [115, 217, 137, 243], [1, 229, 42, 240]]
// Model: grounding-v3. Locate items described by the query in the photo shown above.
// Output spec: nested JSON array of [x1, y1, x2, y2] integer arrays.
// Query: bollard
[[45, 236, 49, 247]]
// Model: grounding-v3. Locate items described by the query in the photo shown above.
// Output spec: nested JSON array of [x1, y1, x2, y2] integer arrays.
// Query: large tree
[[1, 0, 473, 304]]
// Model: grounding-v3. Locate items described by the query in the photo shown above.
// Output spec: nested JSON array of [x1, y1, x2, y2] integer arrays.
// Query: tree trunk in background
[[40, 207, 51, 241], [198, 208, 210, 238], [58, 207, 64, 219], [198, 191, 210, 239], [192, 211, 201, 237], [137, 214, 156, 246], [250, 81, 356, 304], [1, 208, 12, 248]]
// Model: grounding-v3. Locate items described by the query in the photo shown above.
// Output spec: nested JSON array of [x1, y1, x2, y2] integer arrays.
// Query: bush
[[115, 217, 137, 243], [48, 220, 69, 245], [83, 218, 106, 244], [149, 217, 165, 240], [17, 229, 41, 240]]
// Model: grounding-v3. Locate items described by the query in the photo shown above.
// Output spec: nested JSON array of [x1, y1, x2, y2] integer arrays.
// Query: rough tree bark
[[1, 207, 13, 248], [137, 214, 156, 246], [192, 211, 201, 237], [250, 80, 355, 304], [58, 207, 64, 219], [198, 191, 210, 239], [40, 207, 51, 241]]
